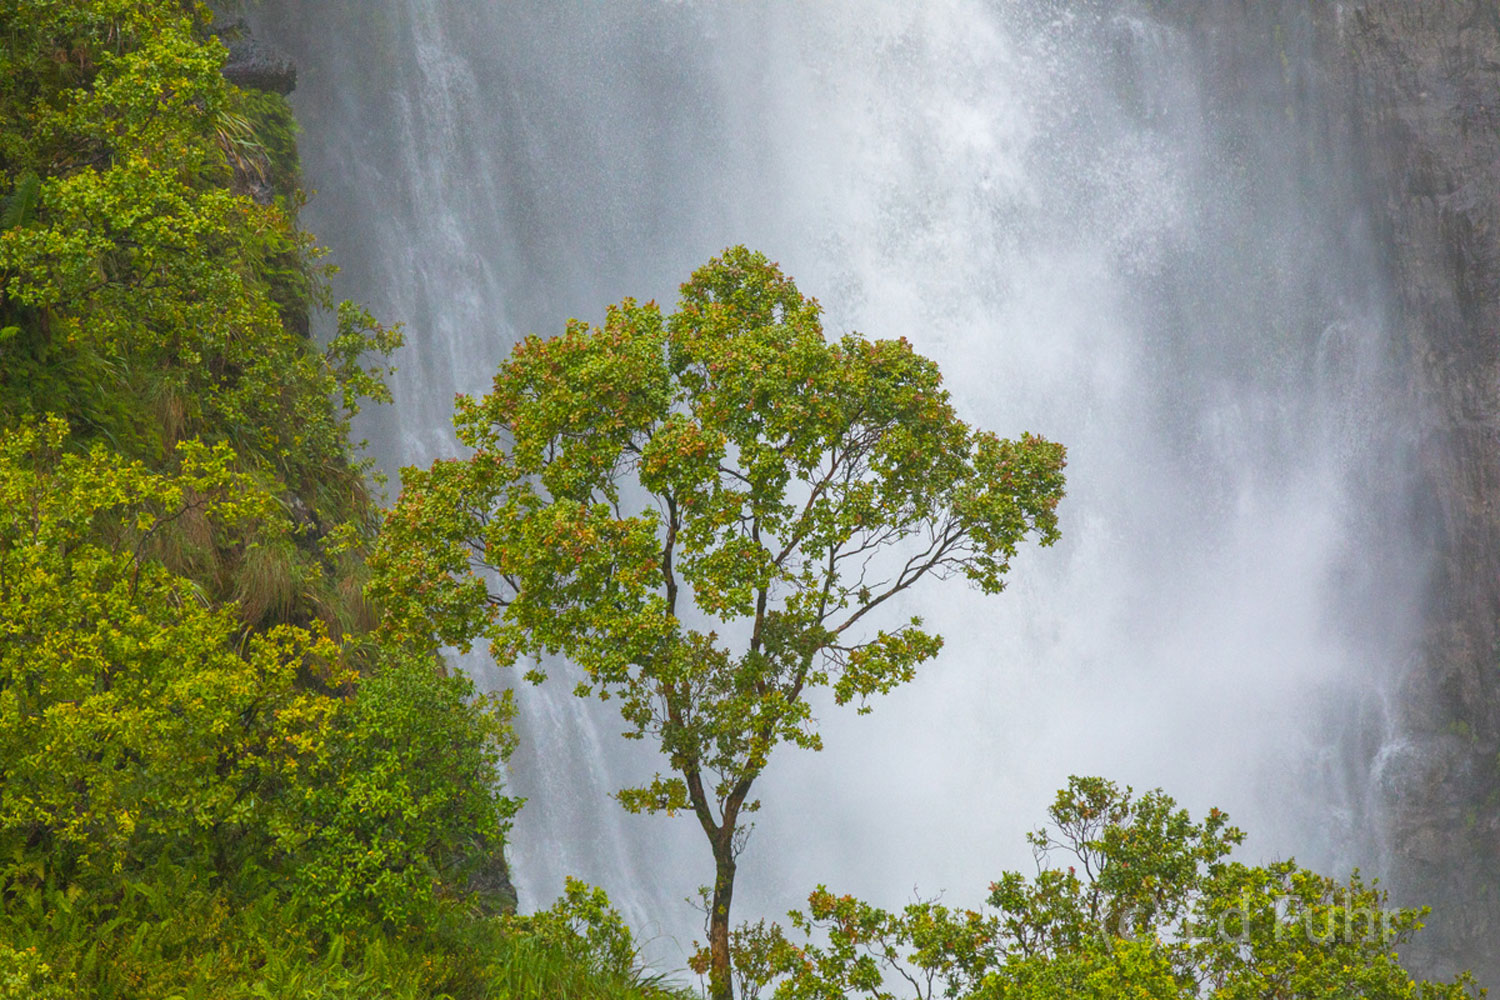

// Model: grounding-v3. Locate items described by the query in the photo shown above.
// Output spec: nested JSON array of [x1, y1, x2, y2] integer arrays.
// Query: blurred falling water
[[255, 0, 1422, 966]]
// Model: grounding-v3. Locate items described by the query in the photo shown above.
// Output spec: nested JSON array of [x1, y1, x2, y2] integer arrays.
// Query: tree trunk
[[708, 834, 737, 1000]]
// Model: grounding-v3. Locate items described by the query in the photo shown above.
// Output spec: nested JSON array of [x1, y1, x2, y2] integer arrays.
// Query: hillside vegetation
[[0, 3, 679, 997]]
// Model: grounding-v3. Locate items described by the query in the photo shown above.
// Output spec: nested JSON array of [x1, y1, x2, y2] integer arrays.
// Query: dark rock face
[[468, 845, 520, 916], [1340, 2, 1500, 980], [1151, 0, 1500, 983], [224, 36, 297, 95], [215, 16, 297, 95]]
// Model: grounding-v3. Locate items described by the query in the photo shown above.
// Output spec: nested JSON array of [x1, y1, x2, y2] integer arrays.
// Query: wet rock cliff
[[1347, 1, 1500, 981], [1162, 0, 1500, 982]]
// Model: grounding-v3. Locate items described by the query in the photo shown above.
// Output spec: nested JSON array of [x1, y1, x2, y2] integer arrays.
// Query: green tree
[[372, 246, 1068, 999], [287, 651, 521, 933], [754, 777, 1481, 1000]]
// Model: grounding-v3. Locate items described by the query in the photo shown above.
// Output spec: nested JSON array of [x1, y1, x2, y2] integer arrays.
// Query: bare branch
[[830, 519, 965, 637]]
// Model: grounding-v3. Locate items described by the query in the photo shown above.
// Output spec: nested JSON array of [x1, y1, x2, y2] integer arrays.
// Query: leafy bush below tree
[[705, 778, 1481, 1000]]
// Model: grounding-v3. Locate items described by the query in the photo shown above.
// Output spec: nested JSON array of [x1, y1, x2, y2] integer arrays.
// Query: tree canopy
[[373, 246, 1068, 999], [713, 778, 1482, 1000]]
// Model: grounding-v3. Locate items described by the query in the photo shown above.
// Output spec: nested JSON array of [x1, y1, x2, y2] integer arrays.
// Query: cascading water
[[255, 0, 1423, 968]]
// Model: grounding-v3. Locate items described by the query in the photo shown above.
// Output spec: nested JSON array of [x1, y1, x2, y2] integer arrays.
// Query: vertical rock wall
[[1149, 0, 1499, 981], [1343, 0, 1500, 980], [1168, 0, 1500, 980]]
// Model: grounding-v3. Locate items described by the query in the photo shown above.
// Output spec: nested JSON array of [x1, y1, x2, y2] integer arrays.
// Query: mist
[[255, 0, 1420, 967]]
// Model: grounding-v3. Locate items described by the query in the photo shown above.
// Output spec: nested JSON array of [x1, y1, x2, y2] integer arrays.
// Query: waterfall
[[255, 0, 1421, 967]]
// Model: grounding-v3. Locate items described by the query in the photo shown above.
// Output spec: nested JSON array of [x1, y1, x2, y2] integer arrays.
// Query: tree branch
[[830, 519, 963, 637]]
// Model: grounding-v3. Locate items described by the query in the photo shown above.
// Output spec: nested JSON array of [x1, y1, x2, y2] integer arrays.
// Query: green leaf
[[1, 172, 41, 229]]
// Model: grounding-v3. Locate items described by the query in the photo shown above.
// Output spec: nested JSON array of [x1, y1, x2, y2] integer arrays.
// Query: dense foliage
[[706, 779, 1481, 1000], [0, 418, 522, 994], [0, 0, 399, 635], [372, 246, 1068, 999], [0, 3, 677, 997]]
